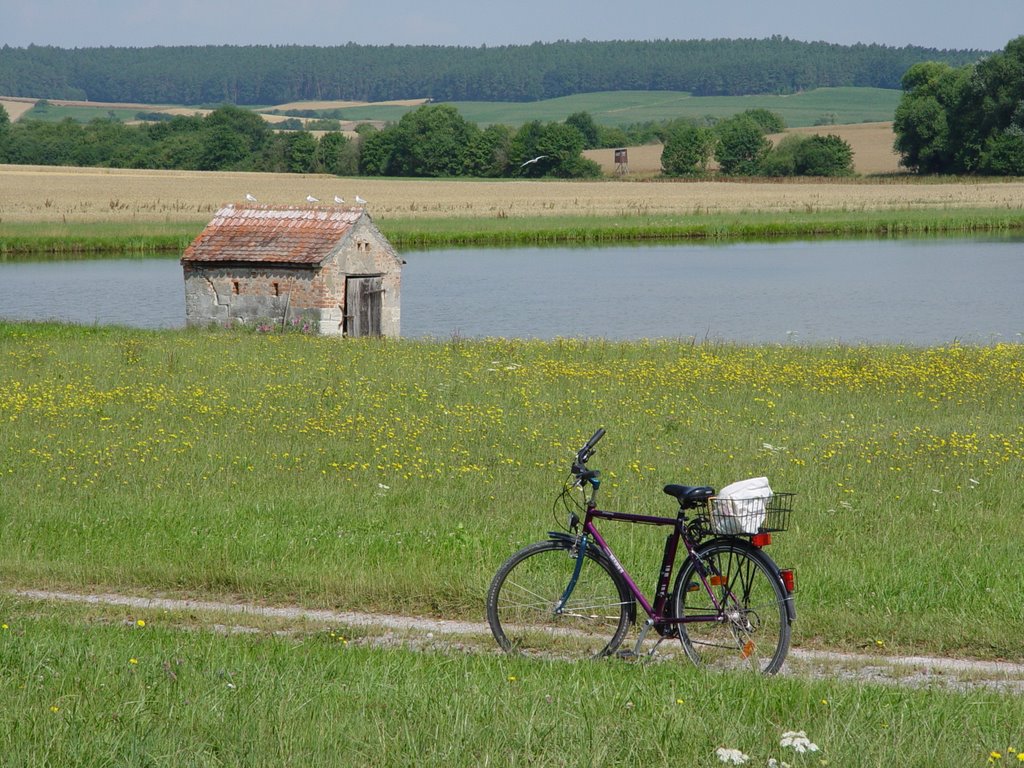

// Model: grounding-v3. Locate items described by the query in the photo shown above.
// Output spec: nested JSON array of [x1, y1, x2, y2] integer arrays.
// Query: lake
[[1, 238, 1022, 344]]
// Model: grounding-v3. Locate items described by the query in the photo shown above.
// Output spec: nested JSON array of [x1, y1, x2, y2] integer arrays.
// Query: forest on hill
[[0, 38, 987, 105]]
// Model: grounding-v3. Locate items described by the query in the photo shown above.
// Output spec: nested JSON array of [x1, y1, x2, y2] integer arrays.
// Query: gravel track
[[11, 589, 1024, 694]]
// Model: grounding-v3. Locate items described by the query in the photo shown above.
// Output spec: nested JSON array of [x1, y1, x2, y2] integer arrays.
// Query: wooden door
[[345, 276, 383, 337]]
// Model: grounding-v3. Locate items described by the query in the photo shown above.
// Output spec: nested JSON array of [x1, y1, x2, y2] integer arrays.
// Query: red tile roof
[[182, 204, 365, 265]]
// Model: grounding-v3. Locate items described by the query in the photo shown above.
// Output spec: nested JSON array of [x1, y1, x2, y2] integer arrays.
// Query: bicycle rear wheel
[[486, 538, 632, 659], [672, 540, 790, 674]]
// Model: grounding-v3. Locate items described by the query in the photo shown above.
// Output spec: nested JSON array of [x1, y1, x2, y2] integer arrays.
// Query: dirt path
[[11, 589, 1024, 694]]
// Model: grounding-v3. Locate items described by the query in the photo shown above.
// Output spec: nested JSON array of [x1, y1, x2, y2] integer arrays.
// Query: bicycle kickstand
[[616, 618, 664, 660]]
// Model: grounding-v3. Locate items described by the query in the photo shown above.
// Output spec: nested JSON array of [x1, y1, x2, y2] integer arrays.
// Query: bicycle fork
[[553, 534, 589, 615]]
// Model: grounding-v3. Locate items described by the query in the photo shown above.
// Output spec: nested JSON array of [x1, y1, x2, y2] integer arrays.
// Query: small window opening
[[232, 281, 240, 294], [273, 282, 280, 296]]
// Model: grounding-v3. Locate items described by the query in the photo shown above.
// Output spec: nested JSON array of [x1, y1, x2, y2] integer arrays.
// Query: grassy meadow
[[1, 598, 1021, 768], [2, 324, 1024, 764], [2, 323, 1022, 659]]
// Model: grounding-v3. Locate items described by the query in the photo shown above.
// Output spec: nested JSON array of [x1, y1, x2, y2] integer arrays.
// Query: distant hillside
[[0, 39, 988, 105]]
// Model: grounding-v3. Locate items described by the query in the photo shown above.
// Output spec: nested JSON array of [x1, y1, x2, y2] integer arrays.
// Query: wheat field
[[267, 98, 431, 111], [2, 163, 1023, 225], [767, 122, 904, 175], [0, 98, 39, 122], [584, 123, 904, 176]]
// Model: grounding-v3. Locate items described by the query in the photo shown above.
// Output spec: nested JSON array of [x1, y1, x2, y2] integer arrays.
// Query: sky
[[2, 0, 1019, 52]]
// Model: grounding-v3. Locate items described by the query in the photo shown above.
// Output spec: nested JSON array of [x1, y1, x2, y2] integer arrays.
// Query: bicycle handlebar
[[573, 430, 602, 479], [575, 427, 605, 467]]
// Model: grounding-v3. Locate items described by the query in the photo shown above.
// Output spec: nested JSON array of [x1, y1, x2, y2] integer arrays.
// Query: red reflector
[[780, 569, 796, 592], [751, 533, 772, 548]]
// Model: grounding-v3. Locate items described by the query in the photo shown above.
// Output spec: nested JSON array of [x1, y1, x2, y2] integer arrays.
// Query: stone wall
[[182, 265, 337, 332]]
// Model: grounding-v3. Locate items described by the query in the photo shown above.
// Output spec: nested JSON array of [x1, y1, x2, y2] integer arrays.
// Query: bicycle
[[486, 428, 797, 674]]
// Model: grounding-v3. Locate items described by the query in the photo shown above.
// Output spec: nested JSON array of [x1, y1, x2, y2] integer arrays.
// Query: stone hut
[[181, 204, 401, 336]]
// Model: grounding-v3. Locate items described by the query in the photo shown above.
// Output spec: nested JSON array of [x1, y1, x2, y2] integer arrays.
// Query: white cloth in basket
[[712, 477, 772, 534]]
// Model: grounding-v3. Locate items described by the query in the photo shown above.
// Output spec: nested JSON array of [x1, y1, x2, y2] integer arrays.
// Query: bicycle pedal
[[614, 649, 640, 661]]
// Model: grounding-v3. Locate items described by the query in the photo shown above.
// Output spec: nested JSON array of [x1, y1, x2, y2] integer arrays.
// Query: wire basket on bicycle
[[703, 492, 795, 535]]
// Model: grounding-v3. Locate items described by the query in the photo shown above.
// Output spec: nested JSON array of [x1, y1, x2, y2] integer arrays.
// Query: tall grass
[[0, 597, 1020, 767], [4, 208, 1023, 256], [0, 221, 201, 256], [379, 208, 1024, 248], [1, 324, 1022, 661]]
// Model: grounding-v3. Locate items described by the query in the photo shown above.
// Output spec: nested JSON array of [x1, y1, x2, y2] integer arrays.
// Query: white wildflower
[[780, 731, 819, 753], [716, 747, 750, 764], [767, 760, 791, 768]]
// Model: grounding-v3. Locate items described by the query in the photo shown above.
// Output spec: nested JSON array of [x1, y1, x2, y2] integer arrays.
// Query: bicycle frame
[[569, 501, 727, 640]]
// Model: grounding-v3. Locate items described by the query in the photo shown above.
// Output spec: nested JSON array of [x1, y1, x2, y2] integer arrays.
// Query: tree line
[[0, 39, 986, 104], [0, 101, 858, 179], [661, 110, 854, 177], [0, 105, 358, 175], [893, 36, 1024, 174], [0, 103, 604, 178]]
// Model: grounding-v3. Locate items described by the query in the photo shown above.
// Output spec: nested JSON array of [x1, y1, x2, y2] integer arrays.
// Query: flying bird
[[520, 155, 548, 167], [354, 195, 367, 205], [306, 195, 320, 203], [245, 193, 257, 202], [334, 195, 345, 204]]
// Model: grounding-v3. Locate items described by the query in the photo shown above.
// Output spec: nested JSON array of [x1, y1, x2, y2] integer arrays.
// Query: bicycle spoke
[[673, 542, 790, 673], [487, 540, 632, 659]]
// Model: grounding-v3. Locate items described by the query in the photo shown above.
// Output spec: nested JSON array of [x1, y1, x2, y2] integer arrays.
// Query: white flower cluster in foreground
[[717, 730, 821, 765], [780, 731, 820, 754], [715, 747, 750, 764]]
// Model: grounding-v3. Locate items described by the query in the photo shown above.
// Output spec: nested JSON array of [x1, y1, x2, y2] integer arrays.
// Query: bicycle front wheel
[[672, 540, 791, 674], [486, 539, 632, 659]]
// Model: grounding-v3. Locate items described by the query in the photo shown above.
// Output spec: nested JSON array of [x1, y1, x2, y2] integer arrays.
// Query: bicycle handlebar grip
[[579, 427, 606, 457]]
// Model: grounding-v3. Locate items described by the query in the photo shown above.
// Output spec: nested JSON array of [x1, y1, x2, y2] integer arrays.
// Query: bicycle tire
[[671, 540, 791, 674], [486, 538, 632, 659]]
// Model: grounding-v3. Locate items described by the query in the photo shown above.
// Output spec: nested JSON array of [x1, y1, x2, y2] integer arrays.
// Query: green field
[[2, 324, 1022, 658], [447, 87, 902, 128], [18, 102, 146, 123], [16, 87, 903, 128], [1, 597, 1021, 768], [2, 323, 1023, 764]]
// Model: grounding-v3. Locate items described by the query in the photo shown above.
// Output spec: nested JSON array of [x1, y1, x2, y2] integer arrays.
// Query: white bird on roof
[[520, 155, 548, 167], [334, 195, 345, 204], [306, 195, 320, 203], [355, 195, 367, 205], [245, 193, 257, 202]]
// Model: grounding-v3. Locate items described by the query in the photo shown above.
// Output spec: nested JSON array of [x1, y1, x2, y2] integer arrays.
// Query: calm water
[[1, 238, 1022, 344]]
